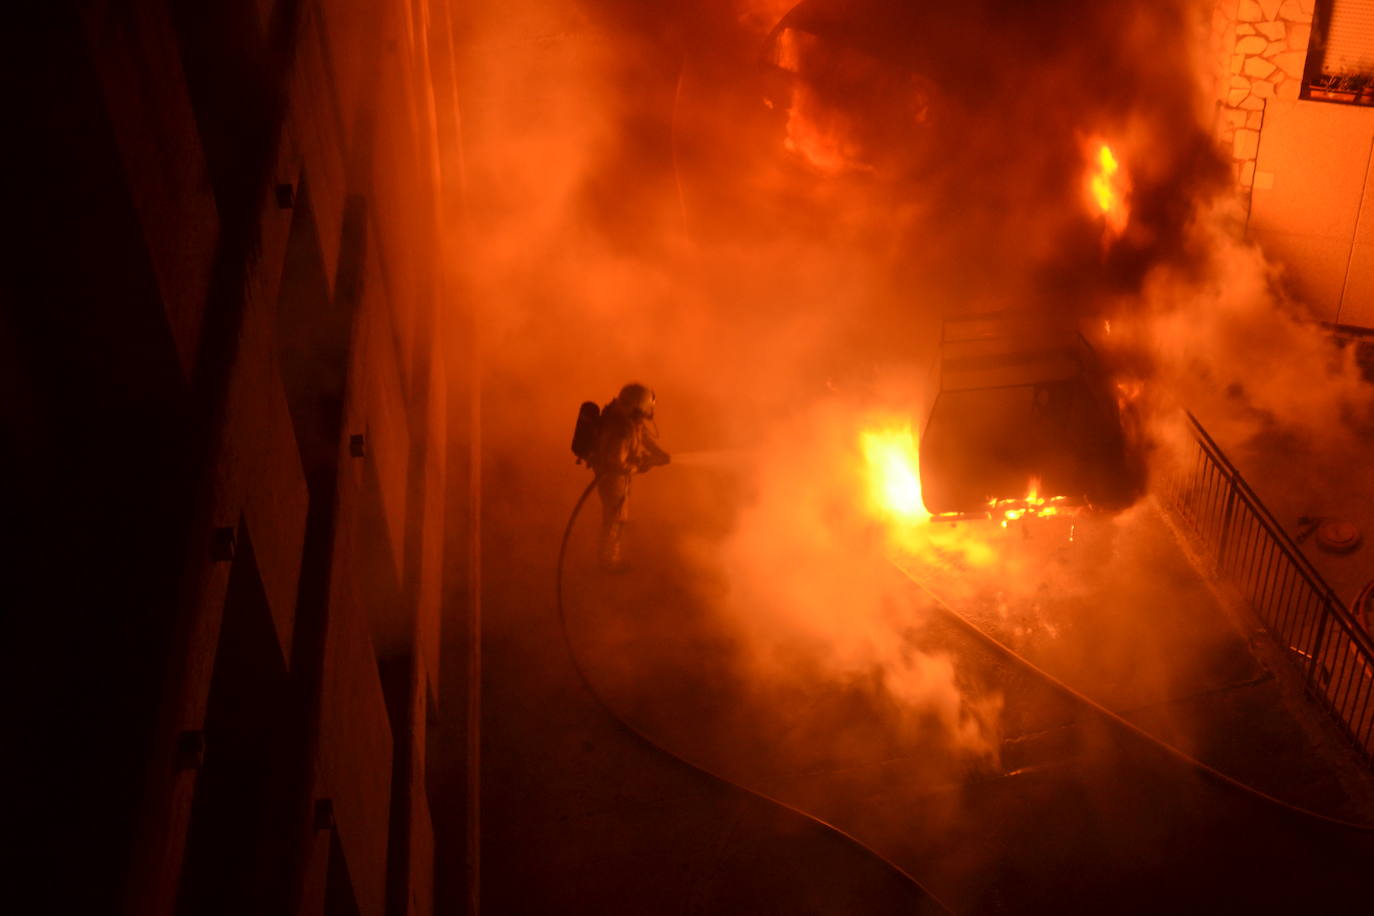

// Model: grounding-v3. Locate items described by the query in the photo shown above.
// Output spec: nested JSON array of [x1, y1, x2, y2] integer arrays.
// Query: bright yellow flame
[[1090, 179, 1113, 212], [1087, 142, 1129, 236], [986, 476, 1075, 523], [1099, 144, 1118, 175], [860, 426, 930, 523], [1090, 146, 1118, 213]]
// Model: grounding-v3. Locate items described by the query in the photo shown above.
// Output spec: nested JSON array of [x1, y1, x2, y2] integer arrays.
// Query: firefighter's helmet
[[617, 382, 655, 420]]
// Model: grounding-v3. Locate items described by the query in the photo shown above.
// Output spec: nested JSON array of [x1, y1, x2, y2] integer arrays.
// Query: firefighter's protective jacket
[[590, 399, 667, 479], [590, 399, 667, 567]]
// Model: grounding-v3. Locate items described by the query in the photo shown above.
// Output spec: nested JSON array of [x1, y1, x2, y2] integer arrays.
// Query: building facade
[[1210, 0, 1374, 330], [6, 2, 474, 915]]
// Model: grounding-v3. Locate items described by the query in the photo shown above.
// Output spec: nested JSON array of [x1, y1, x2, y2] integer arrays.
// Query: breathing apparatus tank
[[571, 401, 601, 465]]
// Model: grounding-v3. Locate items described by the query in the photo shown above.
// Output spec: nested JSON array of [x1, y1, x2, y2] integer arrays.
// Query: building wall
[[1249, 101, 1374, 328], [5, 2, 472, 915], [1216, 0, 1315, 189], [1210, 0, 1374, 330]]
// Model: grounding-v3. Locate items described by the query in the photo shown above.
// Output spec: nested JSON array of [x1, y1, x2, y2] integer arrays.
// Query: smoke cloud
[[459, 0, 1374, 894]]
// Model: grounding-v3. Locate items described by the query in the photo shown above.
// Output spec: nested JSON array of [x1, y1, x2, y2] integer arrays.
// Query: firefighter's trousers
[[596, 472, 631, 567]]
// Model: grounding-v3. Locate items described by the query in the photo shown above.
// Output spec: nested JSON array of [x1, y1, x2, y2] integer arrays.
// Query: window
[[1304, 0, 1374, 104]]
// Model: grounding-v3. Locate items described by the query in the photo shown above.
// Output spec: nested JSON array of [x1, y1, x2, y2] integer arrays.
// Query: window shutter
[[1325, 0, 1374, 74]]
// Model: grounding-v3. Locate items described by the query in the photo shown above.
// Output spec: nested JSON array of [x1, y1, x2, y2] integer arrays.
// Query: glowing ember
[[987, 477, 1079, 523], [860, 426, 930, 523], [1087, 142, 1129, 236], [1114, 379, 1144, 409]]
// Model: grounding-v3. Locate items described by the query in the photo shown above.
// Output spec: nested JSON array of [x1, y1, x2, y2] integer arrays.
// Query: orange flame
[[987, 477, 1077, 526], [774, 29, 870, 175], [1087, 142, 1129, 237], [859, 426, 930, 524], [859, 423, 1000, 567], [785, 88, 864, 175], [1114, 379, 1144, 410], [1090, 145, 1119, 211]]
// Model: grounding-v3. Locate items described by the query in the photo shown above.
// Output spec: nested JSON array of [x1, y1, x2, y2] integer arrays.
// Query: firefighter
[[590, 382, 670, 569]]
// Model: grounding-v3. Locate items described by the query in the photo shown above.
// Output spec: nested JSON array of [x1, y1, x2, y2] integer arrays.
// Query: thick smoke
[[700, 393, 1004, 760], [456, 0, 1374, 871], [1113, 202, 1374, 462]]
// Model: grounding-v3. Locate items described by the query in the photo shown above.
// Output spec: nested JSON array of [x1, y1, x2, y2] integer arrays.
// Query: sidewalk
[[475, 453, 945, 915], [1204, 340, 1374, 614]]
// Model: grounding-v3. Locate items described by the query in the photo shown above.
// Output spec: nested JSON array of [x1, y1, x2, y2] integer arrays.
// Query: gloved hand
[[639, 450, 670, 471]]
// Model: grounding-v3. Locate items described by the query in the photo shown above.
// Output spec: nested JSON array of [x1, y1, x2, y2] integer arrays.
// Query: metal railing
[[1160, 412, 1374, 767]]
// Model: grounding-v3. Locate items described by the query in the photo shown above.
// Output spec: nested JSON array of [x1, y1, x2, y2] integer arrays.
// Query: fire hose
[[556, 475, 957, 914], [557, 475, 1374, 914]]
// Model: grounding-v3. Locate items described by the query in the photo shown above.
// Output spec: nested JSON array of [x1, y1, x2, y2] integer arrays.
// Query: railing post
[[1176, 411, 1374, 771], [1215, 474, 1238, 575], [1308, 607, 1330, 692]]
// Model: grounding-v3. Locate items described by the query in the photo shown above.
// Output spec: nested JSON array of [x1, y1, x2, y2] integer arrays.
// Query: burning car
[[918, 311, 1142, 517]]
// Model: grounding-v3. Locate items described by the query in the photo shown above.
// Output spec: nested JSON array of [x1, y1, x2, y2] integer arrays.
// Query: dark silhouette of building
[[5, 3, 474, 914]]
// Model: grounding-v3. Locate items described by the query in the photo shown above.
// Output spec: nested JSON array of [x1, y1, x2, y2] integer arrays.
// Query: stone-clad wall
[[1208, 1, 1242, 123], [1217, 0, 1315, 189]]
